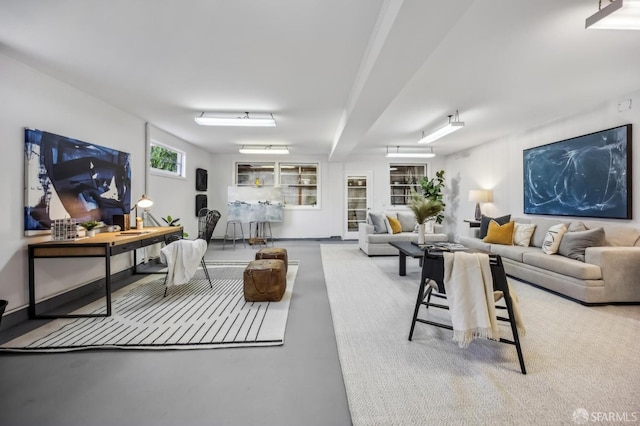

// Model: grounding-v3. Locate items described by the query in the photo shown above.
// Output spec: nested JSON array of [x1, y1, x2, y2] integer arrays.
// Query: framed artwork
[[523, 124, 632, 219], [24, 128, 132, 235], [227, 186, 283, 222]]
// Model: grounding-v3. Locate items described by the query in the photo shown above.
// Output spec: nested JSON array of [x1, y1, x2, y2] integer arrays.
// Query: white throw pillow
[[513, 223, 537, 247], [542, 223, 567, 254]]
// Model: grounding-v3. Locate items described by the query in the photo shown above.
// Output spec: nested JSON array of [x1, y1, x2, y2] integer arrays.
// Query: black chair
[[162, 209, 221, 296], [408, 251, 526, 374]]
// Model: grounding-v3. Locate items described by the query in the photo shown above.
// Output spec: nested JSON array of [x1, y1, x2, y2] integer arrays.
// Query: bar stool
[[249, 221, 274, 247], [223, 220, 246, 250]]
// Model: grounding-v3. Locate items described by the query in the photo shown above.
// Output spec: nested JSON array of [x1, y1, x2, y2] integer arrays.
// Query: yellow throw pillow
[[387, 216, 403, 234], [483, 220, 515, 245]]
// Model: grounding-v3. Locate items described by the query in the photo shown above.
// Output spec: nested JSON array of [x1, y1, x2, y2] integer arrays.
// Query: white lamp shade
[[468, 189, 492, 203]]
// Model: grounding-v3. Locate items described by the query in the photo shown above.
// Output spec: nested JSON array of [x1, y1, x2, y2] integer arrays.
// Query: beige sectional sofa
[[358, 210, 448, 256], [458, 216, 640, 304]]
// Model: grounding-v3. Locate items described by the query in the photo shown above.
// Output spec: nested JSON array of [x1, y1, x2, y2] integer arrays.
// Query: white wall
[[146, 124, 214, 238], [0, 52, 146, 313], [444, 89, 640, 241]]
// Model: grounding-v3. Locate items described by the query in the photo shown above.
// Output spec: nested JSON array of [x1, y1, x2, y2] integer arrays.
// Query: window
[[389, 164, 427, 206], [280, 163, 318, 207], [150, 142, 185, 177], [234, 162, 320, 208], [236, 163, 275, 187]]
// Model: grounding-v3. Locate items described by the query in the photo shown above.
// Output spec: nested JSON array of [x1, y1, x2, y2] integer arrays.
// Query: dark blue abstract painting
[[523, 125, 631, 219], [24, 129, 132, 235]]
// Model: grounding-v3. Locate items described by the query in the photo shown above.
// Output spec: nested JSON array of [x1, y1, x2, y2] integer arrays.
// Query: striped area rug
[[2, 260, 298, 352]]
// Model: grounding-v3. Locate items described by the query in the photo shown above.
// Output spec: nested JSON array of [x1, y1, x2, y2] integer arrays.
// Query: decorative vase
[[425, 219, 435, 234], [418, 223, 426, 244]]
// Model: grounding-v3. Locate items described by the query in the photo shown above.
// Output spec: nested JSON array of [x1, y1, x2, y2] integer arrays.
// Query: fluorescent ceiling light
[[386, 146, 435, 158], [195, 112, 277, 127], [239, 145, 289, 155], [586, 0, 640, 30], [418, 110, 464, 144]]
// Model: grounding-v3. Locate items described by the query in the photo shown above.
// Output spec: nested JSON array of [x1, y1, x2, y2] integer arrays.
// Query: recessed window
[[389, 164, 427, 206], [150, 142, 185, 177], [236, 163, 276, 186], [280, 163, 318, 207]]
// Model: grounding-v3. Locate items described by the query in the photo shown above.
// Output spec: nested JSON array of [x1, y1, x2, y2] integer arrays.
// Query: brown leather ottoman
[[243, 259, 287, 302], [255, 247, 288, 272]]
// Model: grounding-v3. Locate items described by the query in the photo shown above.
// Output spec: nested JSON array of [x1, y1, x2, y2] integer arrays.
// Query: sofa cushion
[[542, 223, 567, 255], [558, 228, 605, 262], [368, 212, 389, 234], [387, 216, 403, 234], [458, 236, 492, 252], [530, 218, 571, 248], [479, 214, 511, 239], [396, 211, 417, 233], [513, 222, 536, 247], [522, 252, 602, 280], [483, 220, 514, 245], [490, 244, 539, 263]]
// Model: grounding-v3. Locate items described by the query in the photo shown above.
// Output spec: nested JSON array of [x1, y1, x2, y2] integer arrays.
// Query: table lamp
[[132, 194, 154, 229], [468, 189, 492, 221]]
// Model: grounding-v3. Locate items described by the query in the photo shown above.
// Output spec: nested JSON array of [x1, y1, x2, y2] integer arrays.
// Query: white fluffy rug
[[321, 244, 640, 425]]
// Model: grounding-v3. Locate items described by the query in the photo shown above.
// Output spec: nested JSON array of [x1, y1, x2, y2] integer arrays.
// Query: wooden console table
[[28, 226, 183, 319]]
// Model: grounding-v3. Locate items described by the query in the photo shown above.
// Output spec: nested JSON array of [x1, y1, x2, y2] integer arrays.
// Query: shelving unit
[[346, 177, 368, 232], [236, 163, 275, 187]]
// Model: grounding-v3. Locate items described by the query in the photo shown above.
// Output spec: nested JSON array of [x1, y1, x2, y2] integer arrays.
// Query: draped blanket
[[443, 252, 499, 348], [160, 239, 208, 287]]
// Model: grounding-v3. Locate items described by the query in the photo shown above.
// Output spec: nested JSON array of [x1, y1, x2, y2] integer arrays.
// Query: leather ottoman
[[255, 247, 288, 272], [243, 259, 287, 302]]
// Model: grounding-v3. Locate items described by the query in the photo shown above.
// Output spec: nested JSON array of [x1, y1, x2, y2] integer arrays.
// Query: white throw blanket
[[160, 239, 208, 287], [443, 252, 499, 348]]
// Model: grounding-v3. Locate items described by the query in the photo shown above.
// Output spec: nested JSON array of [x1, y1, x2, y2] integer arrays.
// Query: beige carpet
[[321, 244, 640, 426]]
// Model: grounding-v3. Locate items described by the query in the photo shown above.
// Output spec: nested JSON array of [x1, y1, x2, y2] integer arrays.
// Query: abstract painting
[[227, 186, 283, 223], [24, 128, 132, 235], [523, 125, 631, 219]]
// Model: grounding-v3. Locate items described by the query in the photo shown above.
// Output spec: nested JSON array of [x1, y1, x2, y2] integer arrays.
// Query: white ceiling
[[1, 0, 639, 160]]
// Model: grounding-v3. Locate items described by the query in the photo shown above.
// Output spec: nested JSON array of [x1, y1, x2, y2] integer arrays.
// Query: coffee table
[[388, 241, 425, 276]]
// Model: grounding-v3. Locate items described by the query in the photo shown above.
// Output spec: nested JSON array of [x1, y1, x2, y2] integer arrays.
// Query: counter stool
[[249, 221, 273, 247], [223, 220, 246, 250]]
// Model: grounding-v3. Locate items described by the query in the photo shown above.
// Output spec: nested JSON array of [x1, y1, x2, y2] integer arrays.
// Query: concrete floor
[[0, 240, 353, 426]]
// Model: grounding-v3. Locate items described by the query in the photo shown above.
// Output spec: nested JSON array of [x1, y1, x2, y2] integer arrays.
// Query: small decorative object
[[255, 178, 260, 186], [408, 190, 443, 244], [136, 217, 143, 230], [195, 168, 208, 191], [51, 218, 78, 240], [162, 215, 188, 237], [80, 220, 100, 237]]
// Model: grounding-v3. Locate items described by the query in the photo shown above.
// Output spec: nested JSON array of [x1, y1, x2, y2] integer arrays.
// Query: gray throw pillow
[[396, 212, 416, 233], [479, 214, 511, 239], [368, 212, 388, 234], [558, 228, 605, 262]]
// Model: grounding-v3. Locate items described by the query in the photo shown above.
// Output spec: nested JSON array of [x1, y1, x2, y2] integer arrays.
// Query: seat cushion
[[522, 252, 602, 280]]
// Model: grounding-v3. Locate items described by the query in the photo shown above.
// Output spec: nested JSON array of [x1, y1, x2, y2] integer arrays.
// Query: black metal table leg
[[399, 251, 407, 276]]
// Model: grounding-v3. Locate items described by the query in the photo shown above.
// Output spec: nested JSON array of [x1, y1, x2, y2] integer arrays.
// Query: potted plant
[[408, 190, 443, 244], [80, 220, 100, 237], [162, 215, 188, 237], [419, 169, 446, 224]]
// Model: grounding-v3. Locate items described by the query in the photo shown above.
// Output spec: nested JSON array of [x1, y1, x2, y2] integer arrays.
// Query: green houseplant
[[80, 220, 100, 237], [162, 215, 188, 237], [419, 169, 446, 224], [408, 190, 443, 244]]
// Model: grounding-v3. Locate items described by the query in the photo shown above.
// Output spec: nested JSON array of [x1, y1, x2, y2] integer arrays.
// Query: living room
[[1, 1, 640, 425]]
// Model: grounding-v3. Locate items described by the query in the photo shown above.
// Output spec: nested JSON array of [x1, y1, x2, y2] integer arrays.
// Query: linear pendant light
[[386, 146, 435, 158], [239, 145, 289, 154], [586, 0, 640, 30], [195, 112, 277, 127], [418, 110, 464, 144]]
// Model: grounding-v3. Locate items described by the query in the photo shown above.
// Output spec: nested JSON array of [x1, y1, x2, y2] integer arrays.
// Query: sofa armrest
[[585, 246, 640, 300], [358, 223, 374, 251]]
